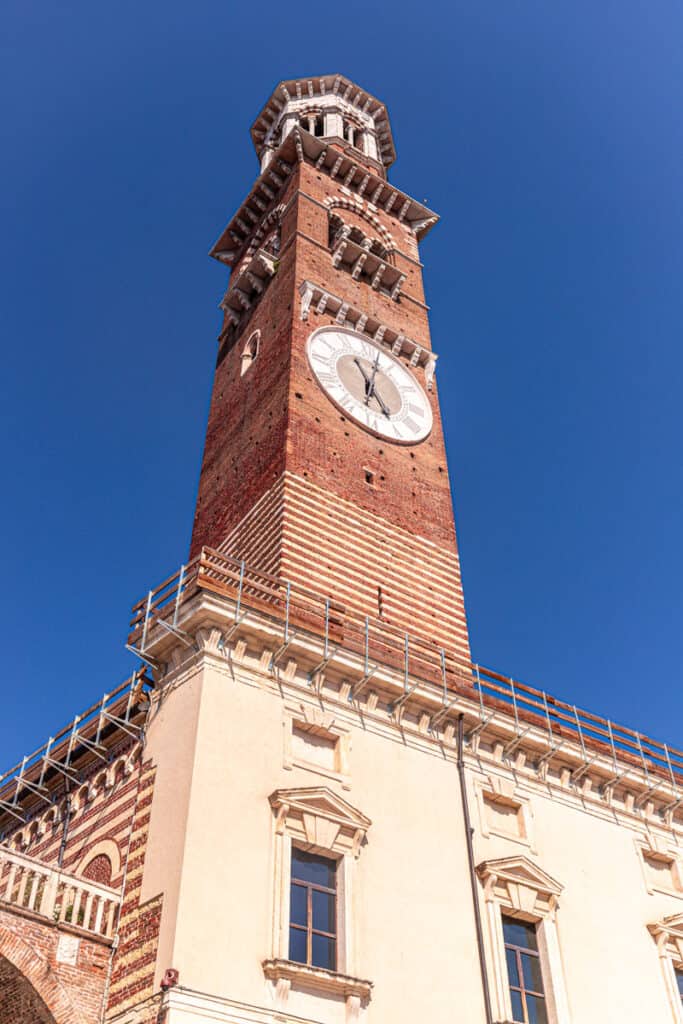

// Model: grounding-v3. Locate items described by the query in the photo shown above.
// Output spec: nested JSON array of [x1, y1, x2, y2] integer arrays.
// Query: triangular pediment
[[651, 912, 683, 939], [270, 787, 371, 830], [477, 855, 563, 898]]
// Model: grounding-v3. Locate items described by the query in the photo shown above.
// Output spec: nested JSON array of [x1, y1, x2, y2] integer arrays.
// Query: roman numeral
[[316, 370, 339, 388]]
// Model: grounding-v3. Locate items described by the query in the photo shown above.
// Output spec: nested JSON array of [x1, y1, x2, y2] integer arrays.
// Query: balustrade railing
[[0, 848, 120, 939]]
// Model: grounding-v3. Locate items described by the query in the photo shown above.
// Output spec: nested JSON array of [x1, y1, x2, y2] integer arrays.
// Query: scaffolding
[[128, 547, 683, 795], [0, 672, 151, 832]]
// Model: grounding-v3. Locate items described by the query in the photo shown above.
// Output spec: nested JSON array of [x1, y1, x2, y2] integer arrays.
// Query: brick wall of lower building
[[0, 909, 110, 1023]]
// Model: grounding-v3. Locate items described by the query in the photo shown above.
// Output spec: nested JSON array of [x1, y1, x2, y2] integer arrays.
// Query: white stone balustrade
[[0, 847, 121, 940]]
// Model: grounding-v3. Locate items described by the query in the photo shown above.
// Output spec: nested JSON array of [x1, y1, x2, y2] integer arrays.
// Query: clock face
[[307, 327, 433, 444]]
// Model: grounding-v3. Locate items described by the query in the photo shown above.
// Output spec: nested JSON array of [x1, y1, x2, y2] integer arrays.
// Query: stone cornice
[[210, 129, 439, 269], [298, 279, 437, 385], [133, 579, 683, 845]]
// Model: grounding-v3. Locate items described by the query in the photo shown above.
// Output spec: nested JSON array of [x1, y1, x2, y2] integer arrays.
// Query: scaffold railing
[[128, 547, 683, 794], [0, 673, 151, 828]]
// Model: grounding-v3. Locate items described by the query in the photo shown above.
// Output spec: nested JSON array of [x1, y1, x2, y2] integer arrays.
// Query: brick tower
[[191, 74, 470, 664]]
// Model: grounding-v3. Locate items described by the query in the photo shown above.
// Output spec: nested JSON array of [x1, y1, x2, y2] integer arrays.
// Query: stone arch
[[324, 196, 395, 252], [0, 924, 78, 1024], [244, 204, 286, 263], [77, 838, 121, 884]]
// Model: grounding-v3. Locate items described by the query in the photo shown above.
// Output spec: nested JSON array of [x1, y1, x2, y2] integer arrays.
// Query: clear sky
[[1, 1, 681, 769]]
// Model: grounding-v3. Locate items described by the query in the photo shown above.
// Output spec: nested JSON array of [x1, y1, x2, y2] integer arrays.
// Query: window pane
[[676, 969, 683, 998], [289, 926, 307, 965], [312, 889, 336, 934], [503, 916, 538, 951], [505, 947, 520, 987], [527, 994, 548, 1024], [509, 989, 524, 1022], [521, 952, 544, 994], [311, 933, 336, 971], [290, 883, 307, 927], [291, 849, 336, 888]]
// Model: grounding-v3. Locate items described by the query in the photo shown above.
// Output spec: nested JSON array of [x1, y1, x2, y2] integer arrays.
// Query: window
[[477, 856, 570, 1024], [289, 849, 337, 970], [265, 788, 372, 1010], [649, 914, 683, 1022], [241, 331, 260, 376], [503, 917, 548, 1024]]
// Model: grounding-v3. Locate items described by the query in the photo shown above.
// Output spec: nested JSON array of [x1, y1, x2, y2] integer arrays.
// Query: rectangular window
[[676, 967, 683, 1005], [289, 848, 337, 971], [503, 916, 548, 1024]]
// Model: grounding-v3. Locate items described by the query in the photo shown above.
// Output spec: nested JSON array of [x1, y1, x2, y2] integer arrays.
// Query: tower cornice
[[210, 128, 438, 268]]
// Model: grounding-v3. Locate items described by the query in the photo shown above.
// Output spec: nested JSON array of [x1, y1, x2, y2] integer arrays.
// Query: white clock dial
[[306, 326, 433, 444]]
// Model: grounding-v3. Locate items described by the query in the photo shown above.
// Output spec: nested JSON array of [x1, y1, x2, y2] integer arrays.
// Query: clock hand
[[372, 386, 391, 417], [364, 353, 384, 407], [353, 357, 374, 402]]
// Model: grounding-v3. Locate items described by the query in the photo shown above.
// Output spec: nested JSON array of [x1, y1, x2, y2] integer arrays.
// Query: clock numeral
[[407, 403, 426, 419], [316, 370, 339, 388]]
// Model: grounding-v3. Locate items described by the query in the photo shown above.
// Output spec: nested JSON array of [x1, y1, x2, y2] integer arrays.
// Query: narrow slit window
[[289, 849, 337, 971], [676, 968, 683, 1006]]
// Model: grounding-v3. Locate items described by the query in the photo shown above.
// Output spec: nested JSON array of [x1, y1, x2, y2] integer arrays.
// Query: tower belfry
[[192, 73, 470, 664]]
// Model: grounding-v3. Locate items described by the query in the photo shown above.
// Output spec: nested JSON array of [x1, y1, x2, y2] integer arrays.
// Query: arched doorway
[[0, 923, 79, 1024], [0, 954, 57, 1022]]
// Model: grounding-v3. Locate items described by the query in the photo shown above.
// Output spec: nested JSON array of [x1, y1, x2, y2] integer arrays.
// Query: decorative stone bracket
[[298, 280, 437, 388]]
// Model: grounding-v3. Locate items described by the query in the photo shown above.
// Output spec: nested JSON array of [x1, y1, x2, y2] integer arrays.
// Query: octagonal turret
[[250, 74, 396, 176]]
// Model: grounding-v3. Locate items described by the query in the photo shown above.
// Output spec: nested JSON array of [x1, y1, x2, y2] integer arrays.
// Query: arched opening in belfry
[[0, 954, 58, 1023]]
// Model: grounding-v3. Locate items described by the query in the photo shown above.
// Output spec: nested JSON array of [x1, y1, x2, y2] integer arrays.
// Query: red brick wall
[[105, 759, 162, 1020], [189, 156, 470, 657], [1, 745, 164, 1024], [0, 913, 110, 1023]]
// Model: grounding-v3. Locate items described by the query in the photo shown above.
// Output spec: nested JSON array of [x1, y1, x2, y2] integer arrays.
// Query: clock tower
[[191, 74, 470, 665]]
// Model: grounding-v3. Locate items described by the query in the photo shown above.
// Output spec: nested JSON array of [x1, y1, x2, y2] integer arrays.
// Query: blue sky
[[1, 0, 681, 768]]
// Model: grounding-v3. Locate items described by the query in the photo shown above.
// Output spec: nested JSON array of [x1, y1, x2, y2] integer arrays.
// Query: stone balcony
[[0, 846, 120, 942]]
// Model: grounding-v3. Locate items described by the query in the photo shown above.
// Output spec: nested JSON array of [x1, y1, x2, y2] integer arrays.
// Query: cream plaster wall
[[468, 763, 683, 1023], [141, 648, 683, 1024], [139, 669, 204, 990]]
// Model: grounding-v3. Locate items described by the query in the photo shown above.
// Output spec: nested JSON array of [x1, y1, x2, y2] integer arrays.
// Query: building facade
[[1, 74, 683, 1024]]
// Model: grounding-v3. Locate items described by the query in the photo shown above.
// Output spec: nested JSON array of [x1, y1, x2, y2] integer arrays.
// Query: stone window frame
[[265, 786, 372, 1014], [240, 330, 260, 377], [282, 704, 351, 790], [474, 775, 536, 853], [477, 855, 571, 1024], [649, 913, 683, 1023], [636, 836, 683, 899]]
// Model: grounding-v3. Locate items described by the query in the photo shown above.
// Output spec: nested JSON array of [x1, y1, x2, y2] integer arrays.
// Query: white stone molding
[[477, 856, 570, 1024], [324, 197, 395, 252], [262, 959, 372, 1020], [269, 786, 370, 859], [282, 704, 352, 789], [297, 280, 437, 384], [250, 75, 393, 170], [649, 913, 683, 1023], [159, 984, 368, 1024], [76, 838, 122, 882], [474, 774, 536, 852], [267, 785, 371, 1008], [636, 835, 683, 899]]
